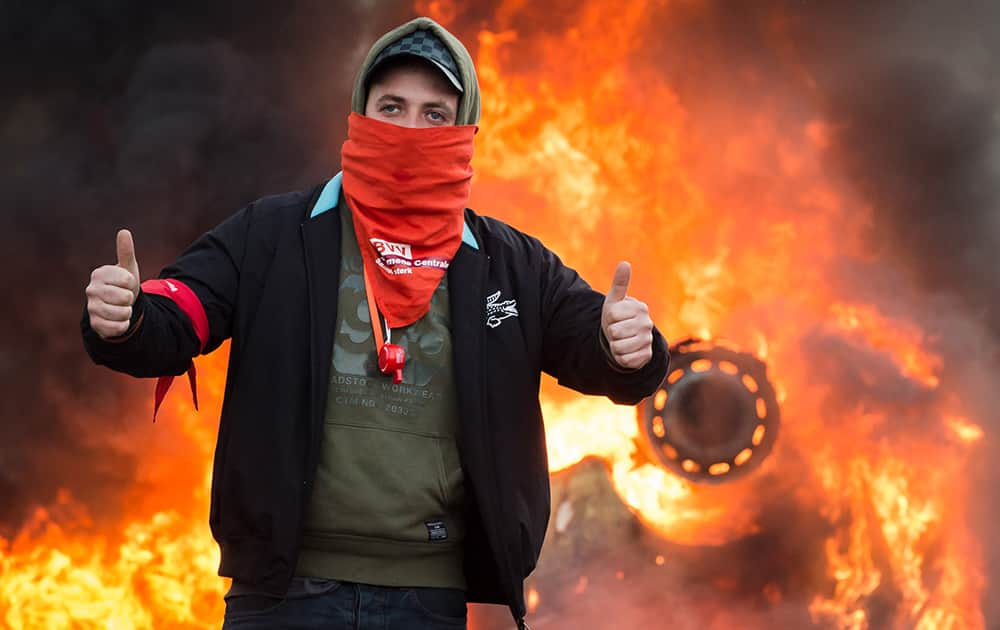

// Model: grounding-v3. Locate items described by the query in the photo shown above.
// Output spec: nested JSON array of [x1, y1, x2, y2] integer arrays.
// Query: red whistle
[[378, 343, 406, 384]]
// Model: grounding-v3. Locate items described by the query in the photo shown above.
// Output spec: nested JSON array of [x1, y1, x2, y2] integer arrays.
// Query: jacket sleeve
[[538, 243, 669, 405], [81, 204, 252, 378]]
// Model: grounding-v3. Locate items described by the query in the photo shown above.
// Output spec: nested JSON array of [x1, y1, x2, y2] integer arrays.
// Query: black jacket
[[82, 184, 669, 623]]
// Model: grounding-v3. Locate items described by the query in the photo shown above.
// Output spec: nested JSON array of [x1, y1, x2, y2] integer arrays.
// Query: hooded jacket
[[81, 18, 669, 628]]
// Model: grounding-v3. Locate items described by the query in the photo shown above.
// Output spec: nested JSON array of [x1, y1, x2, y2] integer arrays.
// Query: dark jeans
[[222, 577, 467, 629]]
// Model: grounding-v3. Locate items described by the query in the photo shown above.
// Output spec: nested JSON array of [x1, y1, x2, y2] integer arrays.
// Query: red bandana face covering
[[341, 112, 476, 328]]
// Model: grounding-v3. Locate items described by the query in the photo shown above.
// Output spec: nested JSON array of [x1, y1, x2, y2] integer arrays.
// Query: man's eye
[[380, 104, 400, 113], [427, 111, 445, 122]]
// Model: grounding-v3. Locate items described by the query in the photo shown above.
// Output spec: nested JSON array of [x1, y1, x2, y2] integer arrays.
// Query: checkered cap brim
[[369, 29, 463, 93]]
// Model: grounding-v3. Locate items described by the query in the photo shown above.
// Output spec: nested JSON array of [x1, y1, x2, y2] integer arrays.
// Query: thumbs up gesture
[[86, 229, 141, 340], [601, 261, 654, 370]]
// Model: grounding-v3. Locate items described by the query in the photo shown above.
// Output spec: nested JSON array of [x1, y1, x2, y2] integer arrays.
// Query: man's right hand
[[86, 229, 141, 340]]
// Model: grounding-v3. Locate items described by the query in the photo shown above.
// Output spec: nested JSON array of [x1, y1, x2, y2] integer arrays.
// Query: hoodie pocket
[[303, 423, 464, 546]]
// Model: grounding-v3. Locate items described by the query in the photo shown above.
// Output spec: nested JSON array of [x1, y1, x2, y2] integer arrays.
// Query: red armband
[[141, 278, 210, 421]]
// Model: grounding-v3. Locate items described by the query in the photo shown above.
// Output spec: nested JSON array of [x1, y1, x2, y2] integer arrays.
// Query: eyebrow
[[376, 93, 455, 116]]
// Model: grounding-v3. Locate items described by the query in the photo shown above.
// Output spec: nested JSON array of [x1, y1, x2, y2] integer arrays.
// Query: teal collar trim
[[461, 221, 478, 250], [308, 172, 479, 250], [309, 172, 343, 219]]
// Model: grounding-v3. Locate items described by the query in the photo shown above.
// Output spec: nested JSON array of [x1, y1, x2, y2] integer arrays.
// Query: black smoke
[[0, 0, 409, 534], [800, 2, 1000, 342]]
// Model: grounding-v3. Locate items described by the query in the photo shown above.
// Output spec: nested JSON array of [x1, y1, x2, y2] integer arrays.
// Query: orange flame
[[947, 416, 985, 445], [830, 302, 943, 388], [0, 350, 230, 628], [464, 2, 987, 627]]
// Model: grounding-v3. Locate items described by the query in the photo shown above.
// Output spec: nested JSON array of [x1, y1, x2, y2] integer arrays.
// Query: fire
[[526, 586, 540, 614], [460, 0, 987, 627], [947, 416, 985, 445], [1, 1, 991, 628], [830, 302, 943, 388], [1, 351, 230, 629], [809, 456, 984, 629]]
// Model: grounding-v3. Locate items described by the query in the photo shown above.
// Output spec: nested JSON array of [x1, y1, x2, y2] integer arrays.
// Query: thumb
[[605, 261, 631, 304], [116, 229, 140, 280]]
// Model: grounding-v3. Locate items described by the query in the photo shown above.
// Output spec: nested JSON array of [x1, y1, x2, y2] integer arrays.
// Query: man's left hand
[[601, 261, 654, 370]]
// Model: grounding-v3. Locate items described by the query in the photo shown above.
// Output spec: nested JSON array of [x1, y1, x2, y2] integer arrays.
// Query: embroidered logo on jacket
[[486, 290, 519, 329]]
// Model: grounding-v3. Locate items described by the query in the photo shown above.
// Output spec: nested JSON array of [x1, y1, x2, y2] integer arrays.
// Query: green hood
[[351, 17, 481, 126]]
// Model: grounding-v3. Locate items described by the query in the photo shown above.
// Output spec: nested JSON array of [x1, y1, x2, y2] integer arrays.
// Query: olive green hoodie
[[296, 17, 476, 591], [350, 16, 481, 125]]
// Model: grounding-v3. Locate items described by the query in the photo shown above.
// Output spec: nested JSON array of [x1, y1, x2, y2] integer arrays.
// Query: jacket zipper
[[300, 224, 320, 482], [477, 254, 527, 627], [294, 224, 320, 579]]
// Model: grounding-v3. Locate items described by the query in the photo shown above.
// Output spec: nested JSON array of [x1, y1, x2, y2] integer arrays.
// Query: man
[[82, 16, 668, 630]]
